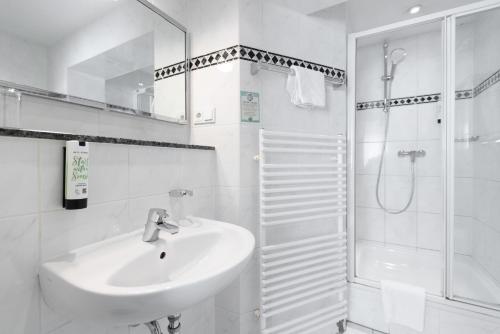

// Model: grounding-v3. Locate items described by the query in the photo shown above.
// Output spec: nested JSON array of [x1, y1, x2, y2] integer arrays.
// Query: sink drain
[[160, 252, 166, 259]]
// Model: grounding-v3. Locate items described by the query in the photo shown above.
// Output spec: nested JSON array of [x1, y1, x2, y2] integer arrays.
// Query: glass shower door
[[353, 20, 445, 295], [452, 5, 500, 308]]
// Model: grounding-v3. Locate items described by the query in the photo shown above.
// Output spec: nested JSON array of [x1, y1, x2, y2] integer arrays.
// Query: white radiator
[[259, 130, 348, 334]]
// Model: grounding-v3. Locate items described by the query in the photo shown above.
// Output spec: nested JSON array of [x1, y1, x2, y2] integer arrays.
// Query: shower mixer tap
[[398, 150, 426, 162]]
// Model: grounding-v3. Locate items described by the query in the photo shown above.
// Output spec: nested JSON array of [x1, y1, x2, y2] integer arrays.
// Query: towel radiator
[[259, 130, 348, 334]]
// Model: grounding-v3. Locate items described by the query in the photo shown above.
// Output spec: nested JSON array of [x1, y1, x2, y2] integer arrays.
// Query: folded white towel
[[380, 280, 426, 333], [286, 65, 326, 109]]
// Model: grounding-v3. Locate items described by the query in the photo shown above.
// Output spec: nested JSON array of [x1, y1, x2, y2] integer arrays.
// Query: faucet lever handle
[[147, 208, 169, 223]]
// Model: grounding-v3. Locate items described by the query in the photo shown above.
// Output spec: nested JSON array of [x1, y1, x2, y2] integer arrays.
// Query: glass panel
[[453, 6, 500, 307], [354, 20, 444, 295]]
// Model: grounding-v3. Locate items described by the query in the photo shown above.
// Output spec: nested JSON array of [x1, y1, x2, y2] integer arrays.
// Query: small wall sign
[[240, 91, 260, 123]]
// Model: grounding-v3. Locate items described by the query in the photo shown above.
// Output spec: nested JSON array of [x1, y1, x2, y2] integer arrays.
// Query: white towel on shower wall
[[380, 280, 426, 333], [286, 65, 326, 108]]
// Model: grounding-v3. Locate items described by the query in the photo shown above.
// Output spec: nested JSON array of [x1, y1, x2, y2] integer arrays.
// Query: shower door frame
[[347, 0, 500, 316]]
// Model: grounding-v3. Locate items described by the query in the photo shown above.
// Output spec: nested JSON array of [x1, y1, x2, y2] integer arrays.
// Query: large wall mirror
[[0, 0, 187, 124]]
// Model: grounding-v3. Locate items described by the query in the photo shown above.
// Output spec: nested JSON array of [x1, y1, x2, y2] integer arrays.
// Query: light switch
[[194, 108, 216, 125]]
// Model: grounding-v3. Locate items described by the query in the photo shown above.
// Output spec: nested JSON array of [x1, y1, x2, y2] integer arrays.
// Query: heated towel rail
[[259, 130, 348, 334]]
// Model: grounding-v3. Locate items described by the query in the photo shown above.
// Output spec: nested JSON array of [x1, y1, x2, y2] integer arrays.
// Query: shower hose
[[374, 87, 416, 215]]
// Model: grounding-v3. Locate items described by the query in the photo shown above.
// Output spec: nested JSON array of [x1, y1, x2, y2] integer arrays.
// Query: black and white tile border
[[155, 45, 346, 82], [356, 94, 441, 111], [155, 61, 186, 81], [239, 46, 345, 81], [357, 67, 500, 111], [456, 89, 473, 100], [474, 69, 500, 97]]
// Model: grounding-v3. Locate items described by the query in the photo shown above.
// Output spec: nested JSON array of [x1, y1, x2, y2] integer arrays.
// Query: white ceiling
[[0, 0, 124, 45], [347, 0, 484, 32], [269, 0, 347, 15]]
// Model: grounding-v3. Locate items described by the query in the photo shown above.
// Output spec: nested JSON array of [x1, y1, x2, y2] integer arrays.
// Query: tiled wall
[[355, 27, 444, 253], [188, 0, 348, 332], [0, 136, 216, 334], [0, 1, 220, 334]]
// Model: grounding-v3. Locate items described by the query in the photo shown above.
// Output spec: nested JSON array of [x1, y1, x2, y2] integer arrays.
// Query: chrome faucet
[[169, 189, 194, 198], [398, 150, 426, 162], [142, 208, 179, 242]]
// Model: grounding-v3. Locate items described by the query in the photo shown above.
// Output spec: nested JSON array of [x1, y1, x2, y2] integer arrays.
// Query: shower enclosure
[[347, 0, 500, 312]]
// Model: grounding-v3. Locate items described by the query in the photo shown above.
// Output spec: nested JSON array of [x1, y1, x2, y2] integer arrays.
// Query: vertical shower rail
[[259, 129, 348, 334]]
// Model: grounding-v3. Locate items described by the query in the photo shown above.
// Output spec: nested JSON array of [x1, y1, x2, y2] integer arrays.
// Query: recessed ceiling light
[[138, 82, 144, 87], [408, 5, 422, 14]]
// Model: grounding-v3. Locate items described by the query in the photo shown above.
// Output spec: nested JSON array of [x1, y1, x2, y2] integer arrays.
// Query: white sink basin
[[39, 217, 255, 326]]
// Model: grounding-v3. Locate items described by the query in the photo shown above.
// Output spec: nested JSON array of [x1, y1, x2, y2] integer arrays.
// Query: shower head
[[390, 48, 407, 65], [389, 48, 407, 77]]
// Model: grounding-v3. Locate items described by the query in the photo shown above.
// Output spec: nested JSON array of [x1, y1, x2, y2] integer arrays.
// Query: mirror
[[0, 0, 187, 123]]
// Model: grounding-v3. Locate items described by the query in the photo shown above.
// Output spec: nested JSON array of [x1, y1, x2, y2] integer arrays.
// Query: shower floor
[[355, 240, 500, 306]]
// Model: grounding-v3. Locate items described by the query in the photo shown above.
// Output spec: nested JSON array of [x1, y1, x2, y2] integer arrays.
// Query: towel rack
[[259, 129, 348, 334], [251, 62, 345, 86]]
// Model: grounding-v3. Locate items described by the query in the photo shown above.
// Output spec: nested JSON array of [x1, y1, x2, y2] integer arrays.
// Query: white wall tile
[[416, 140, 442, 177], [238, 249, 259, 315], [384, 175, 417, 212], [356, 110, 386, 143], [41, 200, 130, 260], [0, 137, 39, 218], [356, 142, 383, 175], [215, 307, 240, 334], [386, 106, 418, 142], [180, 149, 216, 189], [356, 174, 383, 209], [417, 212, 442, 251], [417, 103, 442, 141], [454, 142, 474, 178], [385, 211, 417, 247], [417, 177, 442, 214], [0, 215, 40, 334], [356, 207, 384, 242], [190, 63, 241, 127], [128, 146, 182, 198], [88, 143, 129, 205], [416, 30, 442, 95], [454, 177, 474, 217], [191, 125, 240, 187], [239, 310, 260, 334], [39, 141, 65, 212], [454, 216, 476, 256]]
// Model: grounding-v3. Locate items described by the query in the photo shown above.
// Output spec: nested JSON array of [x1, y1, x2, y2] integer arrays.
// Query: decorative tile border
[[155, 45, 346, 82], [239, 45, 345, 81], [155, 61, 186, 81], [190, 45, 241, 71], [356, 93, 441, 111], [474, 69, 500, 97], [356, 68, 500, 111], [456, 89, 473, 100]]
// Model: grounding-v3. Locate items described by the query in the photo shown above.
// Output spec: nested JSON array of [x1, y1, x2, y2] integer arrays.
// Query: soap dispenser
[[63, 140, 89, 210]]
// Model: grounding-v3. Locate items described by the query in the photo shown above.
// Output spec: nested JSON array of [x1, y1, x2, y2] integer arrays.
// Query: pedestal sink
[[39, 217, 255, 326]]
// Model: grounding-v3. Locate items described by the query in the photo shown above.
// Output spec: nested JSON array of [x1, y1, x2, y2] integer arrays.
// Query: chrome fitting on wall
[[169, 189, 194, 198]]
